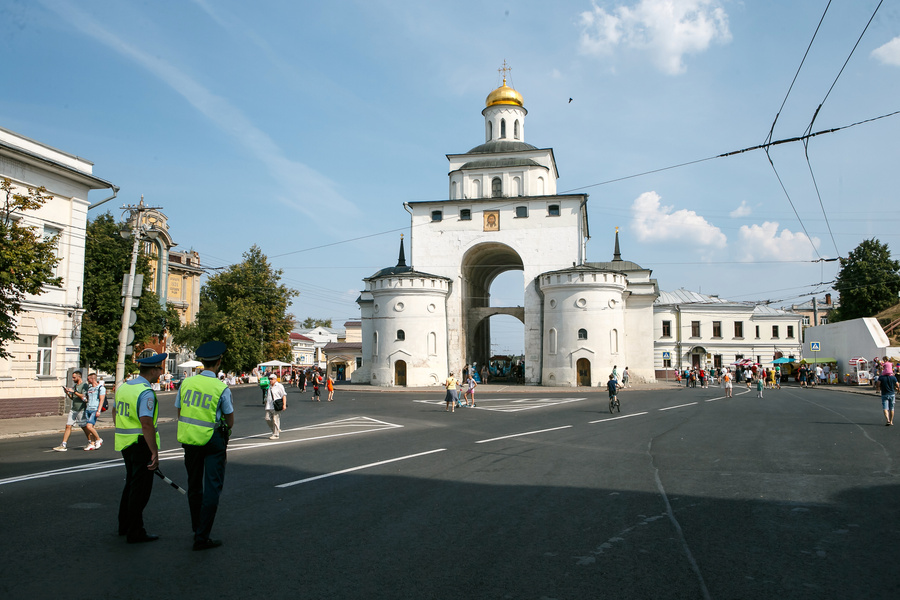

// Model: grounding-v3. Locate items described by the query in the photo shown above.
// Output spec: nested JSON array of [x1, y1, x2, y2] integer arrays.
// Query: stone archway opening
[[461, 243, 524, 373]]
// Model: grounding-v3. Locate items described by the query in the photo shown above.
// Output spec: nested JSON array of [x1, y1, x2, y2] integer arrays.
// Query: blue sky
[[2, 1, 898, 355]]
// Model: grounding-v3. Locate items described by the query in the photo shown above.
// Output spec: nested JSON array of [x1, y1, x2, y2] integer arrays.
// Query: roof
[[0, 127, 114, 191], [289, 332, 314, 341], [323, 342, 362, 351], [585, 259, 647, 272], [464, 140, 538, 154], [364, 265, 450, 281], [656, 289, 731, 305]]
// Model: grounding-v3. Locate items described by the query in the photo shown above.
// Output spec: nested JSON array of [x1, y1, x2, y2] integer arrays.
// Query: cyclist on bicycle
[[607, 373, 619, 408]]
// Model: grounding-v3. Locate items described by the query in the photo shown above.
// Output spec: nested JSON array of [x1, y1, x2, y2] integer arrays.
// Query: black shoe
[[126, 533, 159, 544], [193, 538, 223, 551]]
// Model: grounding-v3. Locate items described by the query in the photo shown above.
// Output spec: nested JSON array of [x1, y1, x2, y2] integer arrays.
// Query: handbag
[[273, 398, 284, 411]]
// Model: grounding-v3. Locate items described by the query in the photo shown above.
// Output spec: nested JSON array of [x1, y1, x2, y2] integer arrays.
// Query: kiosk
[[847, 357, 869, 385]]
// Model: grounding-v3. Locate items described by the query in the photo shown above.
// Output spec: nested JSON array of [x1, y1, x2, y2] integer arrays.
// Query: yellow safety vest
[[177, 375, 227, 446], [114, 381, 159, 451]]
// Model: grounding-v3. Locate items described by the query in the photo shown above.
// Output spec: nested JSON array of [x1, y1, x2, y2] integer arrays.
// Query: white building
[[802, 318, 900, 370], [295, 326, 338, 369], [356, 73, 657, 387], [654, 289, 803, 377], [289, 332, 316, 367], [0, 127, 116, 417]]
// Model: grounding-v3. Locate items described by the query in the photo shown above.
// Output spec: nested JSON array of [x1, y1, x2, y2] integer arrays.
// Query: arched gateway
[[356, 68, 659, 387]]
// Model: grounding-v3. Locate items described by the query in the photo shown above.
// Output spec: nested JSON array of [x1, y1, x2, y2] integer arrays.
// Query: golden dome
[[485, 78, 524, 108]]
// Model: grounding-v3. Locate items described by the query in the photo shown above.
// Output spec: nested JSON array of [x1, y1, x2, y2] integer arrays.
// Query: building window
[[787, 325, 794, 338], [372, 332, 379, 357], [513, 176, 522, 197], [500, 119, 506, 138], [734, 321, 743, 338], [549, 328, 558, 354], [662, 320, 671, 337], [460, 209, 471, 221], [515, 205, 528, 218], [577, 328, 588, 340], [356, 357, 362, 368], [491, 177, 502, 198], [802, 316, 810, 325], [611, 329, 619, 353], [514, 120, 520, 139], [428, 332, 437, 356], [548, 204, 560, 216], [772, 325, 779, 339], [396, 330, 405, 341], [43, 226, 61, 278], [714, 355, 722, 368], [36, 335, 54, 376], [691, 321, 700, 337], [755, 325, 760, 338], [712, 321, 722, 337], [431, 210, 442, 222], [487, 121, 492, 141], [820, 317, 828, 325], [663, 356, 672, 368]]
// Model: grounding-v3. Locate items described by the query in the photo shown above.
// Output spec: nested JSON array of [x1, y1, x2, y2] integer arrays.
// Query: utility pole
[[115, 196, 162, 390]]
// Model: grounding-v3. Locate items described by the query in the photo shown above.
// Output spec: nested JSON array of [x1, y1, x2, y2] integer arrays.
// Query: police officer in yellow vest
[[176, 341, 234, 551], [115, 351, 166, 543]]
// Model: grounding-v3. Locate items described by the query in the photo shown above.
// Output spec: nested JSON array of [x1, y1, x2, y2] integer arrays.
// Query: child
[[756, 374, 764, 398], [607, 374, 619, 406]]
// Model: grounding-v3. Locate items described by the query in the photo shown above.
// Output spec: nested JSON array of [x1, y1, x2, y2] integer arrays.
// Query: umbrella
[[177, 360, 203, 369]]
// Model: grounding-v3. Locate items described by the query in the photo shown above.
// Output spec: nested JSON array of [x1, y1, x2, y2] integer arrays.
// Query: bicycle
[[609, 395, 620, 413]]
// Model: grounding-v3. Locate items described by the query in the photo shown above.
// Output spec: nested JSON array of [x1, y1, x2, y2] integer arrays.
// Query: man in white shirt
[[264, 374, 287, 440]]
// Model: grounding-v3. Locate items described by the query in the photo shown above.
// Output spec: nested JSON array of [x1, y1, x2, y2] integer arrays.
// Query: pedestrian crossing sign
[[810, 342, 820, 352], [662, 351, 671, 359]]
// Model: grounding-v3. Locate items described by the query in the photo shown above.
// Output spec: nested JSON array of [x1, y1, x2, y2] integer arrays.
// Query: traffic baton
[[154, 467, 187, 495]]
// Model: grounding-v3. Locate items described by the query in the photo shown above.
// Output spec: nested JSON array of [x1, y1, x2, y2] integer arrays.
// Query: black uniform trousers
[[183, 429, 227, 542], [118, 436, 155, 540]]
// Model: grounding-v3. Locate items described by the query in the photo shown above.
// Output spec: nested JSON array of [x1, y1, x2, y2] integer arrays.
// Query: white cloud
[[872, 36, 900, 67], [736, 222, 820, 262], [579, 0, 731, 75], [729, 200, 751, 218], [631, 191, 727, 247]]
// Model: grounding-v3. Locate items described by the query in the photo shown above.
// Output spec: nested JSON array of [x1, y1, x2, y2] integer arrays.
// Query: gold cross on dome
[[498, 60, 512, 84]]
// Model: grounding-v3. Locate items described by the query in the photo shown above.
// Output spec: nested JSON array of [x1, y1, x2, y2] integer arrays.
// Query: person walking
[[265, 374, 287, 439], [115, 352, 166, 543], [723, 369, 733, 398], [444, 372, 459, 412], [258, 371, 270, 404], [176, 341, 234, 551], [622, 367, 630, 389], [464, 372, 477, 407], [756, 374, 764, 398], [53, 370, 91, 451], [83, 372, 106, 450], [326, 374, 335, 401], [879, 369, 899, 426]]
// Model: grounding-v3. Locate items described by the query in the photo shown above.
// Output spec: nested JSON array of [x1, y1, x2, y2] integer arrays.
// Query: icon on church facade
[[483, 210, 499, 232]]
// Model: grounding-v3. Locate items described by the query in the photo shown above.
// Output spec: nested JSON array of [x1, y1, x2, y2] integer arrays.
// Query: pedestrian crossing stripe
[[414, 397, 586, 412]]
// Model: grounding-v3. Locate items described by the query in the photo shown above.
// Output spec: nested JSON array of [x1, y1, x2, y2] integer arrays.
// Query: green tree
[[0, 178, 63, 358], [832, 238, 900, 322], [175, 245, 297, 373], [80, 213, 177, 372], [299, 317, 332, 329]]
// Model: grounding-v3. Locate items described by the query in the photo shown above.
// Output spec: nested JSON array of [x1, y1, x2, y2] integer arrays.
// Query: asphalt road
[[1, 383, 898, 599]]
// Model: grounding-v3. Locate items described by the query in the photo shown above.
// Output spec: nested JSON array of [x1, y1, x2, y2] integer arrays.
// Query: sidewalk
[[0, 380, 878, 441]]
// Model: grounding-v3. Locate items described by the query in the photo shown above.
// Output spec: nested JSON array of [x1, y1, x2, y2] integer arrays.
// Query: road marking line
[[475, 425, 573, 444], [589, 411, 648, 424], [659, 402, 698, 411], [275, 448, 447, 488]]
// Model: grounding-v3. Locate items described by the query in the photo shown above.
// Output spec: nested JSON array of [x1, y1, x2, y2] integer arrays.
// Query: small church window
[[397, 330, 405, 341], [491, 178, 502, 198], [460, 209, 471, 221], [578, 328, 588, 340], [549, 328, 558, 354], [514, 120, 520, 139], [431, 210, 443, 222], [548, 204, 560, 216], [515, 205, 528, 218], [500, 119, 506, 138], [487, 121, 492, 142]]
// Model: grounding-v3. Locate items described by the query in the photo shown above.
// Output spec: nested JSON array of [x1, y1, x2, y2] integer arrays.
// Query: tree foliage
[[0, 178, 63, 358], [174, 245, 297, 373], [832, 238, 900, 322], [80, 212, 177, 373], [299, 317, 332, 329]]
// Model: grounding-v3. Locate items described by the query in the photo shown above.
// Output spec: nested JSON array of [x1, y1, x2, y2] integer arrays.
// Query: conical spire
[[397, 234, 407, 267], [613, 227, 621, 261]]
